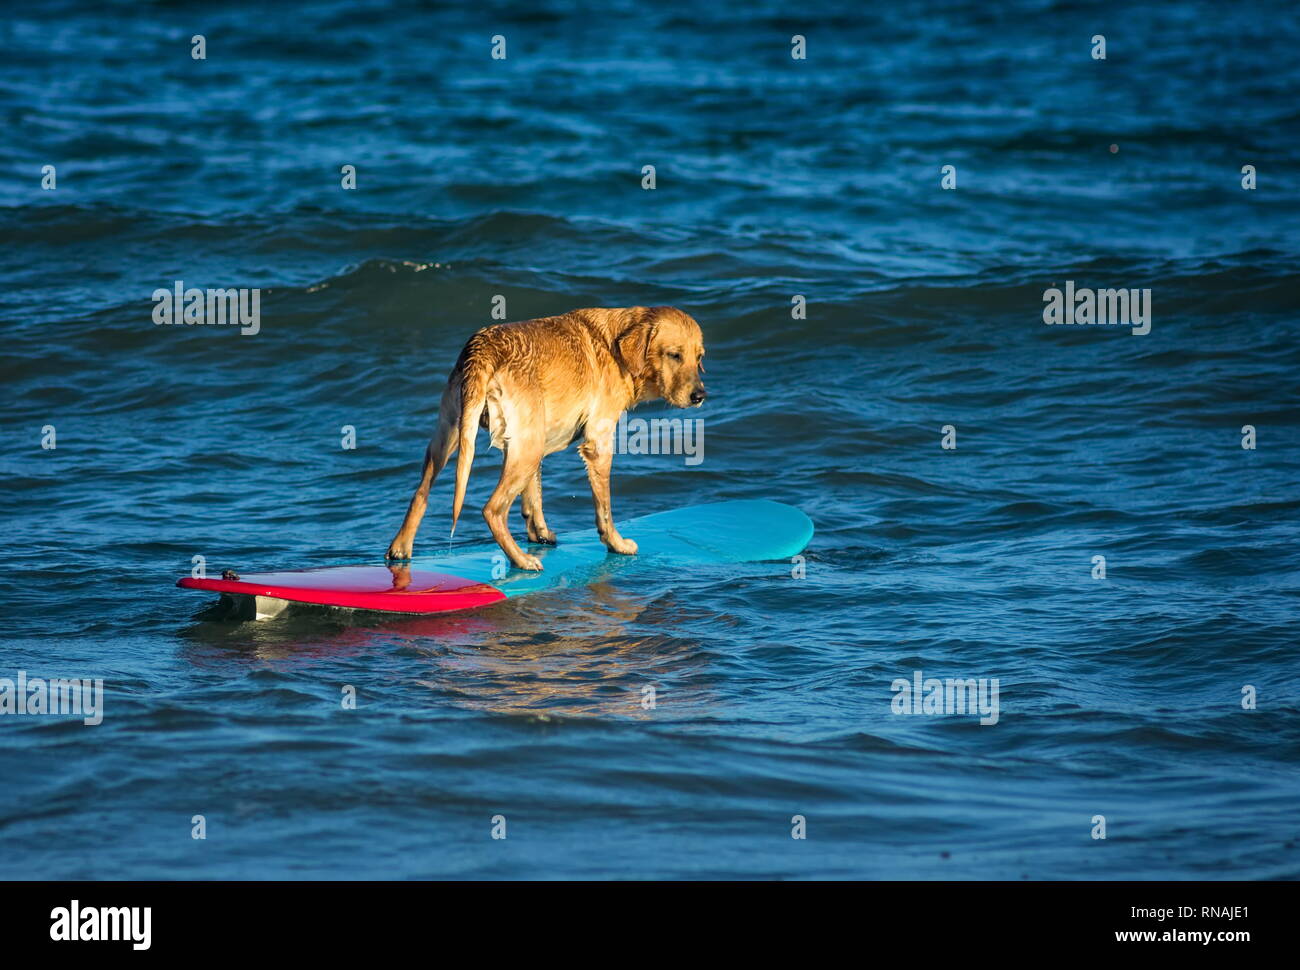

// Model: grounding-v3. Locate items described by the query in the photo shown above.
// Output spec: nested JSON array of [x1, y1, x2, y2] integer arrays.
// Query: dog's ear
[[614, 314, 656, 379]]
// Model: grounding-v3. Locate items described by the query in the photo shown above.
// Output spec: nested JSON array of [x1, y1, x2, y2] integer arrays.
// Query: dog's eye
[[667, 351, 683, 362]]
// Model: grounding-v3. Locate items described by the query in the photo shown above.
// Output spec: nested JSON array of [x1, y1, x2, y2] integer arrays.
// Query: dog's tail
[[450, 358, 490, 538]]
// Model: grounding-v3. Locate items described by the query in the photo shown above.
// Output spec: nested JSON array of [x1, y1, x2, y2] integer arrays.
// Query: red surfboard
[[177, 565, 504, 619]]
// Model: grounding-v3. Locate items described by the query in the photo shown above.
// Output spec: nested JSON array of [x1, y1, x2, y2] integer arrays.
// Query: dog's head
[[614, 306, 707, 408]]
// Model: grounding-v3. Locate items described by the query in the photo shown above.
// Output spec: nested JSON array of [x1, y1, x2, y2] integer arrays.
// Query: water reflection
[[177, 572, 720, 720]]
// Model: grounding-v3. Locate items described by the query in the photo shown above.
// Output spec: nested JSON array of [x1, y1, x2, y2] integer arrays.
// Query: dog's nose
[[690, 386, 707, 405]]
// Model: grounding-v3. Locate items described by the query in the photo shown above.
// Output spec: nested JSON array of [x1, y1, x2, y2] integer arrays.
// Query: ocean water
[[2, 0, 1298, 879]]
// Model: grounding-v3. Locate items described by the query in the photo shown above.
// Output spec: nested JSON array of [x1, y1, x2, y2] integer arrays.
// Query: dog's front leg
[[578, 437, 637, 556]]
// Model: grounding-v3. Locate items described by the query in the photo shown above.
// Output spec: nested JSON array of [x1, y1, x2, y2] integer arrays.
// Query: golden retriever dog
[[385, 306, 707, 571]]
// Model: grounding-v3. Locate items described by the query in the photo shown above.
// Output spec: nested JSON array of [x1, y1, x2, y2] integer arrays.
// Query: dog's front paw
[[528, 526, 558, 546], [385, 539, 412, 561], [607, 536, 638, 556], [513, 553, 544, 572]]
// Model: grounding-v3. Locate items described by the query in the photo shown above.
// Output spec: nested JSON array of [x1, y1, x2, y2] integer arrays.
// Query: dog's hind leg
[[484, 438, 544, 572], [521, 468, 556, 545], [385, 400, 459, 561]]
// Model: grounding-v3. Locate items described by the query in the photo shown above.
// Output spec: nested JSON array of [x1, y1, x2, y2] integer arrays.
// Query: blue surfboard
[[414, 498, 813, 597]]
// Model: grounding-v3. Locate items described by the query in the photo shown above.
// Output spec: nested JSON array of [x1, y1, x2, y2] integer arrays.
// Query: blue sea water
[[1, 0, 1298, 879]]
